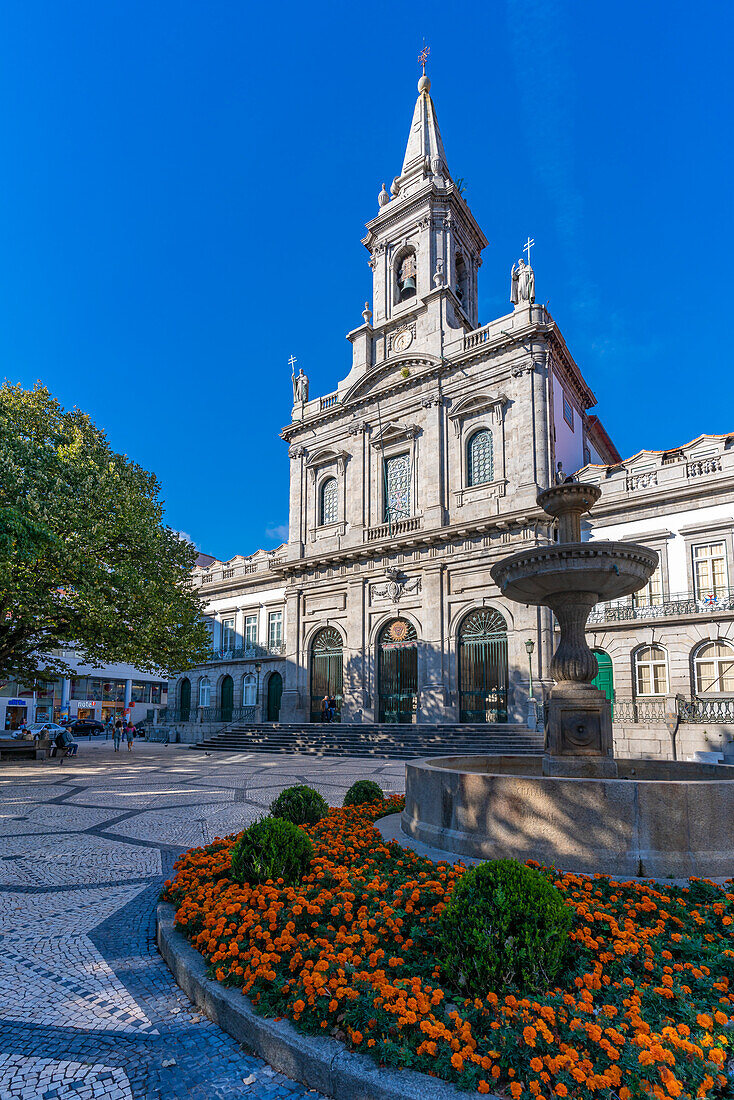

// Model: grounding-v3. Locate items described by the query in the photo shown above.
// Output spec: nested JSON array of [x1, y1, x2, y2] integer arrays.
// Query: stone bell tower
[[348, 71, 488, 379]]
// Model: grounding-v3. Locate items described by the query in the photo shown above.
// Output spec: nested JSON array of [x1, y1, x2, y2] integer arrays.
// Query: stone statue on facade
[[511, 258, 535, 305], [292, 367, 309, 404]]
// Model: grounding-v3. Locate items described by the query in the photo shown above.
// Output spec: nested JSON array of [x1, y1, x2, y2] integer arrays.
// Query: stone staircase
[[194, 722, 544, 759]]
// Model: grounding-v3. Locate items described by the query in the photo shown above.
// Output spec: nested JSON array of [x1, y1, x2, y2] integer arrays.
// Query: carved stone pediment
[[306, 448, 350, 471], [341, 355, 441, 405], [448, 392, 507, 435], [370, 421, 420, 448]]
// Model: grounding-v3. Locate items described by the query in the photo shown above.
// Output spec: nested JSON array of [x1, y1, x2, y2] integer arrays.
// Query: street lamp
[[525, 638, 535, 701]]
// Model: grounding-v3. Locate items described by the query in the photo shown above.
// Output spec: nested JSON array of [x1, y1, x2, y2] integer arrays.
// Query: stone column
[[278, 586, 304, 722], [420, 396, 445, 529], [341, 576, 367, 722], [417, 565, 449, 723], [60, 678, 71, 720]]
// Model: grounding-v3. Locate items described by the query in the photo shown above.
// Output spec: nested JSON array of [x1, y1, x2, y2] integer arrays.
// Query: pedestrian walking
[[329, 694, 337, 722], [321, 696, 330, 723], [113, 720, 123, 752], [124, 721, 136, 752]]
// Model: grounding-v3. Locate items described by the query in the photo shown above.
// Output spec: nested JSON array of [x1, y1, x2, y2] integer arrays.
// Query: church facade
[[168, 72, 622, 732]]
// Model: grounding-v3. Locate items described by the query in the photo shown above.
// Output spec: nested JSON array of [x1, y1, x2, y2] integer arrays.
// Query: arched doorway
[[310, 627, 343, 721], [180, 677, 191, 722], [592, 649, 614, 714], [267, 672, 283, 722], [220, 675, 234, 722], [378, 618, 418, 723], [458, 609, 508, 722]]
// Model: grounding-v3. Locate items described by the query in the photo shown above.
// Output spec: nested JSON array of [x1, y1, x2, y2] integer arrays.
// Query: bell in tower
[[397, 253, 417, 300]]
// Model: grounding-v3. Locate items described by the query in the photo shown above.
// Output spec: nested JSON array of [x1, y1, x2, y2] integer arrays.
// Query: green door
[[310, 627, 343, 721], [220, 675, 234, 722], [180, 678, 191, 722], [378, 619, 418, 723], [592, 650, 614, 715], [267, 672, 283, 721]]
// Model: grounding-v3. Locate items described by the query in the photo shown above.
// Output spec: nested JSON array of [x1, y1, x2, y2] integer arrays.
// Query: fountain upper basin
[[490, 540, 659, 605]]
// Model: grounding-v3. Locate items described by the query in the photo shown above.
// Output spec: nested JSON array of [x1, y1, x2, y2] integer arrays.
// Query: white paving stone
[[0, 1054, 133, 1099]]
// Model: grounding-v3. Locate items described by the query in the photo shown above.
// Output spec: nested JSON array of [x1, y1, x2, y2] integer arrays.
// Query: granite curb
[[157, 902, 502, 1100]]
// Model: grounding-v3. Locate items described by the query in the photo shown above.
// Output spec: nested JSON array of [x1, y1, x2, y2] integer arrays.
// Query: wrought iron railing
[[197, 643, 285, 663], [588, 588, 734, 624], [676, 697, 734, 724], [199, 706, 257, 723]]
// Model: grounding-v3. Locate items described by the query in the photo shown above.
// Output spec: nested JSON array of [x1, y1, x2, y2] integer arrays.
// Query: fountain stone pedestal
[[491, 483, 659, 779]]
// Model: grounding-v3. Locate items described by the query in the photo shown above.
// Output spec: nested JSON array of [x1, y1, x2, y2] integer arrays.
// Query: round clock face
[[393, 327, 413, 353]]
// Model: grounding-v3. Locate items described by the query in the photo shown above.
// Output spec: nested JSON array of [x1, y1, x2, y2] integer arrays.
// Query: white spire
[[399, 74, 449, 186]]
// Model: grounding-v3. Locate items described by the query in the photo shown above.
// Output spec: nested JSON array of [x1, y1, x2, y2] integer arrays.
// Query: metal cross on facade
[[288, 355, 297, 371], [523, 236, 535, 266]]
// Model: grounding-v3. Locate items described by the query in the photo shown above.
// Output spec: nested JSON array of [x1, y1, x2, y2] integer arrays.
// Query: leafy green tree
[[0, 381, 211, 681]]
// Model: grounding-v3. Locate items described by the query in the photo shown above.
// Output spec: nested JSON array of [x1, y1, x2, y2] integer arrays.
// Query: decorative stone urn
[[490, 482, 659, 777]]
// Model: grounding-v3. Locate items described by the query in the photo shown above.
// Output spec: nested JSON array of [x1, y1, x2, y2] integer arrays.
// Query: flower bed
[[163, 798, 733, 1099]]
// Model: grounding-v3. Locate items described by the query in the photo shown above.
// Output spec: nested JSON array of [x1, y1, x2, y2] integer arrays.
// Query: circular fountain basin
[[402, 755, 734, 878], [490, 541, 659, 605]]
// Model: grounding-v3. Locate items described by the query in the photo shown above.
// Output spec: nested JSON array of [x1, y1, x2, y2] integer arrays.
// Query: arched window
[[455, 252, 468, 306], [634, 646, 668, 696], [243, 673, 257, 706], [467, 428, 493, 486], [694, 640, 734, 694], [397, 250, 416, 301], [198, 677, 211, 708], [320, 478, 338, 525]]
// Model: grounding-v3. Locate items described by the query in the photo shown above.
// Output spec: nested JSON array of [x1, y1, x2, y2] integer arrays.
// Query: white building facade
[[168, 74, 620, 736]]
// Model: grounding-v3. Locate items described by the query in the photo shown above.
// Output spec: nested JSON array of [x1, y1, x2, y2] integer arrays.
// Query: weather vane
[[418, 42, 430, 74]]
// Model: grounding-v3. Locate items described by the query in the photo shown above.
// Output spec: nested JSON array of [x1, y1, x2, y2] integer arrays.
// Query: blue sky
[[1, 1, 732, 561]]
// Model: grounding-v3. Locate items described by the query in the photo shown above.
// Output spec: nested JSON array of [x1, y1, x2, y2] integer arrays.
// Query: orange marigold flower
[[554, 1086, 568, 1098], [477, 1085, 490, 1095], [510, 1084, 523, 1099], [523, 1026, 537, 1046], [451, 1053, 464, 1071]]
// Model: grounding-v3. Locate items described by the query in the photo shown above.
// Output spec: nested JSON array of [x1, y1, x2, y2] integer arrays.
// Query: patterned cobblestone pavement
[[0, 742, 406, 1099]]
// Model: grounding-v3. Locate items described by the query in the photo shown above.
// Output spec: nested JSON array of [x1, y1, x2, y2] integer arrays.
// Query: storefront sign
[[6, 699, 26, 707], [77, 701, 96, 708]]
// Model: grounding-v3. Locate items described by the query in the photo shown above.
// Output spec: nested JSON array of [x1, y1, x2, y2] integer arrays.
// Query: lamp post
[[525, 638, 536, 731], [255, 662, 262, 722]]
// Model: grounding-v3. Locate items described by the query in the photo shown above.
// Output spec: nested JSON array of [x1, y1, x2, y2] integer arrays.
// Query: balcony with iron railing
[[588, 587, 734, 625], [609, 696, 734, 724], [194, 643, 286, 664]]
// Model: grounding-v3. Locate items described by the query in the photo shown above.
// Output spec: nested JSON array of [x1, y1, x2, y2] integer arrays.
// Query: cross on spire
[[523, 236, 535, 266], [288, 355, 297, 372], [418, 42, 430, 75]]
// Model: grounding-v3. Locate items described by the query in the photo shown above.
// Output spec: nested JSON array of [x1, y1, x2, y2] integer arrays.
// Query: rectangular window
[[693, 542, 728, 597], [268, 610, 283, 650], [221, 617, 236, 651], [633, 566, 663, 607], [131, 681, 152, 703], [70, 677, 91, 700], [562, 393, 574, 430], [244, 613, 258, 647], [384, 453, 411, 523], [151, 683, 164, 705]]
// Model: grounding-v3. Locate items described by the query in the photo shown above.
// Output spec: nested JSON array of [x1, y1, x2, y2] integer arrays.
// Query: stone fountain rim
[[408, 753, 734, 783], [490, 540, 659, 571]]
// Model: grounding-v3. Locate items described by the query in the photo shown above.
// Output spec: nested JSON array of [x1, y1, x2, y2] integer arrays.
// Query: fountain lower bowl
[[490, 541, 659, 604], [402, 755, 734, 878]]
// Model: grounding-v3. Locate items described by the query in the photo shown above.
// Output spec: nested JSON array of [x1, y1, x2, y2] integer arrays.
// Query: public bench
[[0, 737, 52, 761]]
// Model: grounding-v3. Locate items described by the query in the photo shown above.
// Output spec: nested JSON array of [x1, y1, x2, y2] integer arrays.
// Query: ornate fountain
[[401, 483, 734, 877], [490, 483, 658, 777]]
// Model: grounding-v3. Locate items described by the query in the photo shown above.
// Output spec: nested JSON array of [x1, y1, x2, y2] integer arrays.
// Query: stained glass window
[[467, 429, 493, 486], [320, 478, 338, 525], [384, 453, 411, 522]]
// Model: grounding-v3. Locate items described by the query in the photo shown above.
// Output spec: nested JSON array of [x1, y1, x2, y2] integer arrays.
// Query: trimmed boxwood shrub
[[343, 779, 383, 807], [230, 817, 313, 885], [437, 859, 572, 994], [269, 784, 329, 826]]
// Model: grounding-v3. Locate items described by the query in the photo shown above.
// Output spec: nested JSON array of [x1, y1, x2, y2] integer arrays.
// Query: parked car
[[26, 722, 67, 739], [67, 718, 105, 736]]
